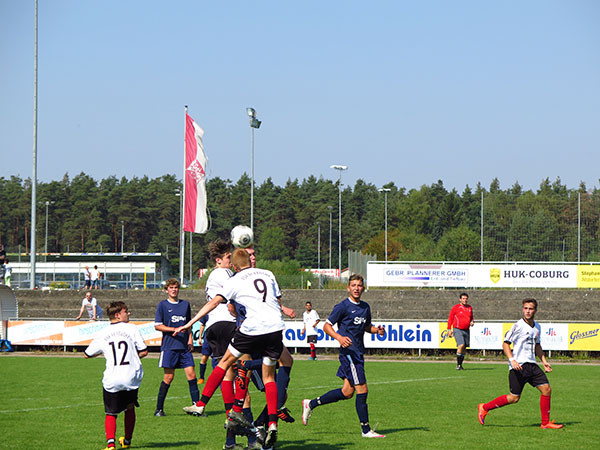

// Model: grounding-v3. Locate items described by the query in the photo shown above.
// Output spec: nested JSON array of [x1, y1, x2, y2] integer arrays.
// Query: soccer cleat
[[540, 420, 564, 429], [101, 447, 116, 450], [118, 437, 130, 448], [197, 378, 204, 385], [247, 441, 263, 450], [154, 409, 166, 417], [302, 399, 312, 425], [477, 403, 488, 425], [308, 356, 314, 360], [264, 423, 278, 448], [277, 406, 295, 423], [228, 409, 254, 429], [183, 403, 206, 416], [222, 444, 245, 450], [254, 425, 267, 445], [362, 429, 386, 438]]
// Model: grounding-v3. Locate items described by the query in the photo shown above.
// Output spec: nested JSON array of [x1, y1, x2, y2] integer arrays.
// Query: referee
[[447, 293, 473, 370]]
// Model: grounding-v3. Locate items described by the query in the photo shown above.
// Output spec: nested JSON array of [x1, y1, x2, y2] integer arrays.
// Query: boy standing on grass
[[84, 301, 148, 449], [477, 298, 563, 429], [302, 274, 386, 439]]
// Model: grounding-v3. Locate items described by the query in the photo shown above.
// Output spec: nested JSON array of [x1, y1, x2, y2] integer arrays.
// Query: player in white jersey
[[174, 248, 286, 449], [302, 301, 320, 360], [84, 301, 148, 450], [477, 298, 563, 429]]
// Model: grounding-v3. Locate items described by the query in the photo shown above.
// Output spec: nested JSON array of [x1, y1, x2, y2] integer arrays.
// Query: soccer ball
[[231, 225, 254, 248]]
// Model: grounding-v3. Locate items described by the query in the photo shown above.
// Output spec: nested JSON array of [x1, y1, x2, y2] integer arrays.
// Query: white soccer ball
[[231, 225, 254, 248]]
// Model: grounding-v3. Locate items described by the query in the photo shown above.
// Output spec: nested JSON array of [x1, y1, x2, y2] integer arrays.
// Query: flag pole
[[180, 105, 187, 284]]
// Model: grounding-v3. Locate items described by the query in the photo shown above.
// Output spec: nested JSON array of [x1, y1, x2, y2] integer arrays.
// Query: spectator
[[4, 259, 12, 287], [76, 291, 103, 320], [91, 265, 100, 290], [83, 266, 92, 290]]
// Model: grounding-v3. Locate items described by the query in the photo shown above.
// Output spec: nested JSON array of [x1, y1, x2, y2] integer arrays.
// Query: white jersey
[[84, 322, 147, 392], [504, 318, 541, 368], [303, 309, 320, 336], [205, 267, 235, 329], [219, 267, 284, 336]]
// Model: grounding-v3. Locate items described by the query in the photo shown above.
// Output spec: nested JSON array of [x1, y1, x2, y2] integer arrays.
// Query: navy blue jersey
[[155, 299, 191, 351], [327, 298, 372, 359]]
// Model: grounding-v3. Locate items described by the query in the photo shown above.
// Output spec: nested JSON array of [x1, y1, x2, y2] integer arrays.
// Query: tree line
[[1, 173, 599, 274]]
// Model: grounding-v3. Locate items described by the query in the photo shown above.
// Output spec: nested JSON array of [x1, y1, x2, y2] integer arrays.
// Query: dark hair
[[208, 239, 232, 263], [305, 301, 312, 305], [522, 298, 538, 309], [164, 278, 180, 289], [348, 274, 364, 284], [460, 293, 469, 298], [107, 301, 128, 319]]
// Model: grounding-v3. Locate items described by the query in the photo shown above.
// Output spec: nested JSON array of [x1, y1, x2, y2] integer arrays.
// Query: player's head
[[522, 298, 537, 320], [208, 239, 232, 268], [85, 291, 92, 299], [245, 246, 256, 268], [347, 274, 365, 301], [164, 278, 180, 299], [107, 301, 130, 322], [231, 248, 251, 272], [305, 301, 312, 311], [459, 293, 469, 305]]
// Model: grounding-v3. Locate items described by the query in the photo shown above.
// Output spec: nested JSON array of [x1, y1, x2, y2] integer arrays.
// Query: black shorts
[[307, 335, 317, 344], [230, 330, 283, 361], [103, 388, 139, 415], [508, 363, 549, 396], [205, 321, 237, 358]]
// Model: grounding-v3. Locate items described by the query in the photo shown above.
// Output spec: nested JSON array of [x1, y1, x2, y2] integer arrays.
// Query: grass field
[[0, 355, 598, 449]]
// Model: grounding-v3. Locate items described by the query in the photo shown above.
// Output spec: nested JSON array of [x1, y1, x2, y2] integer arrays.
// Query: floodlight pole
[[247, 107, 261, 232], [328, 206, 333, 270], [331, 165, 347, 279], [379, 188, 391, 262], [30, 0, 38, 289]]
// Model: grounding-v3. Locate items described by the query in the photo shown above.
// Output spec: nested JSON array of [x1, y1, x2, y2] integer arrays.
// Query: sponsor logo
[[481, 327, 492, 336], [546, 328, 557, 337], [372, 324, 432, 342], [353, 316, 367, 325], [440, 329, 450, 343], [569, 328, 600, 345], [502, 270, 569, 279], [171, 315, 187, 323], [490, 268, 500, 284]]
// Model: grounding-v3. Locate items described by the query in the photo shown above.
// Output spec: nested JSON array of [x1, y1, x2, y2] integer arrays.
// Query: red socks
[[265, 381, 278, 427], [198, 365, 226, 406], [540, 394, 551, 425], [105, 414, 117, 447], [221, 379, 235, 412], [483, 395, 509, 411], [310, 343, 316, 359]]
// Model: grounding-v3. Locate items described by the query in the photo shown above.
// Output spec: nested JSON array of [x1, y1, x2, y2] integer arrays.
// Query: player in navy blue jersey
[[302, 274, 386, 439], [153, 278, 199, 416]]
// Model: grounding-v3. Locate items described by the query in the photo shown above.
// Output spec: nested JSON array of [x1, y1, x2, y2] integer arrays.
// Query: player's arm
[[535, 343, 552, 372], [174, 295, 223, 335], [138, 349, 149, 358], [312, 319, 320, 328], [503, 341, 522, 371], [469, 308, 474, 327], [278, 297, 296, 319], [91, 300, 97, 321], [447, 306, 455, 337], [75, 305, 85, 320], [324, 321, 352, 348], [368, 324, 385, 336]]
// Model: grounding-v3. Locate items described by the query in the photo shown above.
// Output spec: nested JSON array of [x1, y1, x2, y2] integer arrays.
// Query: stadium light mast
[[379, 188, 391, 262], [30, 0, 39, 289], [331, 165, 347, 279], [120, 220, 124, 253], [328, 206, 333, 270], [247, 107, 261, 232], [317, 221, 321, 269]]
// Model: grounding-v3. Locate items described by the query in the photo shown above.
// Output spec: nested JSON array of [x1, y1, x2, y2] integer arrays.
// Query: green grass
[[0, 356, 598, 449]]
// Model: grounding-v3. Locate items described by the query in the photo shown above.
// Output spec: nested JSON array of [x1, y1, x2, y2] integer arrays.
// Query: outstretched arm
[[173, 295, 224, 335]]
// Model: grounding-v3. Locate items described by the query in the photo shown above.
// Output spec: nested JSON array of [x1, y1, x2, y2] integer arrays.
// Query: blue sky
[[1, 1, 599, 192]]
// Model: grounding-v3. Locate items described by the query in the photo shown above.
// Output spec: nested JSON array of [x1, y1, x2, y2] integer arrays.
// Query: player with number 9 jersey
[[220, 267, 285, 336]]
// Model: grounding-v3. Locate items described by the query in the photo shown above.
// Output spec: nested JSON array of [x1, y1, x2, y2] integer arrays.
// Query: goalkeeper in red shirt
[[447, 293, 473, 370]]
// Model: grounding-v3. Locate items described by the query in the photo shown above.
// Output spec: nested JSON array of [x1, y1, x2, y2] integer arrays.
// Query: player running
[[174, 248, 287, 448], [302, 274, 386, 439], [84, 301, 148, 450], [477, 298, 563, 429]]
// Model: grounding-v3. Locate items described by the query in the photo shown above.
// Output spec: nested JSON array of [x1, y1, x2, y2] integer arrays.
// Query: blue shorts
[[201, 338, 211, 356], [337, 353, 366, 385], [159, 349, 195, 369]]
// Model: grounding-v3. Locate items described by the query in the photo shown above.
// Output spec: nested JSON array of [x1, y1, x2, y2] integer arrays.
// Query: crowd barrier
[[6, 319, 600, 351]]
